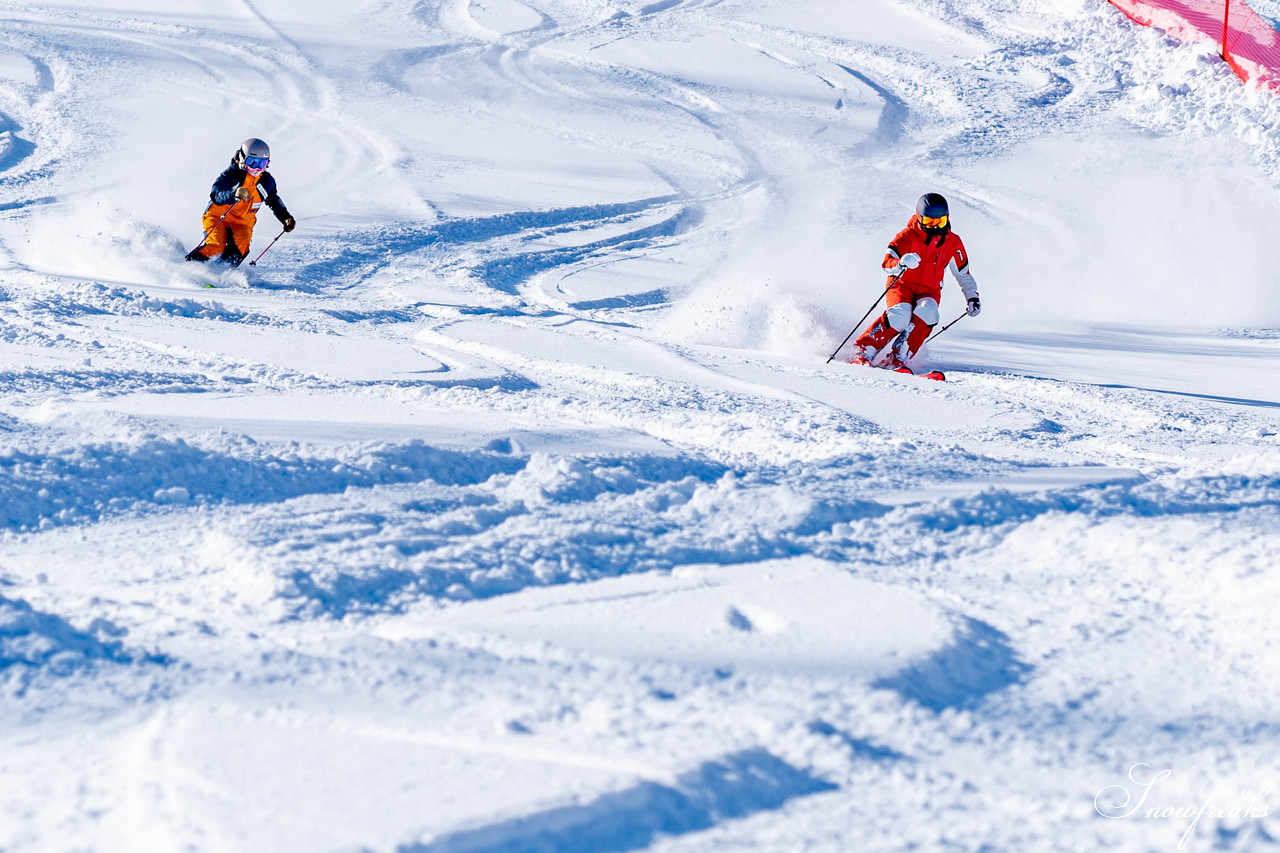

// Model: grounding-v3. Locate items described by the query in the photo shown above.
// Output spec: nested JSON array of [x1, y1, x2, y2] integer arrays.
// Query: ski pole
[[923, 311, 969, 346], [249, 228, 286, 266], [825, 271, 903, 364]]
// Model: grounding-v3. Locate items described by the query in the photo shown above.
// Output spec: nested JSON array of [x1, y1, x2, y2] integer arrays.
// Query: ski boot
[[882, 352, 914, 375], [846, 346, 873, 366]]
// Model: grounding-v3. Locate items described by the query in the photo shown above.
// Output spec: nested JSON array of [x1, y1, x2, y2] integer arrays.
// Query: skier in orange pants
[[186, 138, 295, 266], [850, 193, 981, 370]]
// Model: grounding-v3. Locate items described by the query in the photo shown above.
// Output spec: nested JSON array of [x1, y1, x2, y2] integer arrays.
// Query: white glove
[[898, 252, 921, 270]]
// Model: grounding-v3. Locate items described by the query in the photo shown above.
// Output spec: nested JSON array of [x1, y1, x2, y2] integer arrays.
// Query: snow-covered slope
[[1, 0, 1279, 850]]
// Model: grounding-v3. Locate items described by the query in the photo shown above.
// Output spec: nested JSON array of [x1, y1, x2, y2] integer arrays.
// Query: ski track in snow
[[0, 0, 1279, 850]]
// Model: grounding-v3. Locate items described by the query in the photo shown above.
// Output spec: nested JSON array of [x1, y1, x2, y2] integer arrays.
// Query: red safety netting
[[1107, 0, 1280, 92]]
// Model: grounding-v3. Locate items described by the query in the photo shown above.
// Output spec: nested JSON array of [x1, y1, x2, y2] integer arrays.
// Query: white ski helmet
[[237, 137, 270, 165]]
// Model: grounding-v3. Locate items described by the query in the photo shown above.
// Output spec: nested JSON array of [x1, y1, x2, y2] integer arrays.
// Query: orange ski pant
[[194, 208, 255, 260]]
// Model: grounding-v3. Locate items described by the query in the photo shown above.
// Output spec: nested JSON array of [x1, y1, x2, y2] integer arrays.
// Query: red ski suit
[[855, 215, 977, 360]]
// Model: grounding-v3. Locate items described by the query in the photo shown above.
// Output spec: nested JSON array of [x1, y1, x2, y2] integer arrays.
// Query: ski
[[846, 359, 947, 381], [896, 367, 946, 381]]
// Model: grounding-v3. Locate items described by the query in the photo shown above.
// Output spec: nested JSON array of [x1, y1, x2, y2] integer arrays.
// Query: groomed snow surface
[[1, 0, 1279, 850]]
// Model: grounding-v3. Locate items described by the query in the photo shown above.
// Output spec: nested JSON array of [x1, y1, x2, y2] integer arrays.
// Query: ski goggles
[[244, 155, 270, 171], [920, 214, 948, 229]]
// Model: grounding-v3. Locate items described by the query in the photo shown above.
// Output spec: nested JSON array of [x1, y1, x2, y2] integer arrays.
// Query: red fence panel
[[1107, 0, 1280, 92], [1223, 0, 1280, 89]]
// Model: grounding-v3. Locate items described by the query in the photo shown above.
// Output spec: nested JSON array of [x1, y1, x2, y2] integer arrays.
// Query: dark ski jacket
[[208, 158, 291, 223]]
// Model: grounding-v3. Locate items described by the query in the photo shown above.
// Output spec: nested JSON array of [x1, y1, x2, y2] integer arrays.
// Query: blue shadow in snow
[[372, 44, 470, 92], [1095, 382, 1280, 411], [636, 0, 685, 16], [939, 325, 1280, 410], [806, 720, 909, 763], [397, 749, 836, 853], [873, 616, 1030, 712], [0, 132, 37, 176], [293, 196, 681, 287], [0, 196, 56, 213], [476, 206, 701, 294], [0, 595, 170, 675], [837, 64, 908, 152], [320, 308, 423, 324], [570, 288, 668, 311]]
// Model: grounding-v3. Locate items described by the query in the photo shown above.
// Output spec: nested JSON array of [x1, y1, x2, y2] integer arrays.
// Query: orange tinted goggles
[[920, 215, 948, 229]]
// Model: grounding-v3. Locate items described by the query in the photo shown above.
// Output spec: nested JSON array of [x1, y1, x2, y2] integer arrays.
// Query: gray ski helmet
[[238, 137, 270, 164], [916, 193, 949, 220]]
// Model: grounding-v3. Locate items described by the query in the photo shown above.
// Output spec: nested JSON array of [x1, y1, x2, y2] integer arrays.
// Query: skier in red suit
[[850, 193, 981, 370]]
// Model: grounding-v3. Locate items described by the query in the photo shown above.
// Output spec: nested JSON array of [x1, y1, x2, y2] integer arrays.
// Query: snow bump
[[0, 595, 139, 675]]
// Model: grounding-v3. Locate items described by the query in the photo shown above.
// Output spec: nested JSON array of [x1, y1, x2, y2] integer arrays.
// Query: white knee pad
[[913, 297, 939, 327], [885, 302, 914, 331]]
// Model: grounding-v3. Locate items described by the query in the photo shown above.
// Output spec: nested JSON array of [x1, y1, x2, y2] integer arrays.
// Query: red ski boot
[[846, 346, 873, 366], [882, 353, 914, 375]]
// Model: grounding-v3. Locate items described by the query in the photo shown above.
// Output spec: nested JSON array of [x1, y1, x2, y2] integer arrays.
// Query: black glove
[[282, 216, 296, 233], [966, 296, 981, 317]]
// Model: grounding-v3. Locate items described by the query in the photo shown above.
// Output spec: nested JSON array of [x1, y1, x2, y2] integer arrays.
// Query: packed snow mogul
[[185, 137, 295, 266], [849, 193, 981, 372]]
